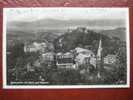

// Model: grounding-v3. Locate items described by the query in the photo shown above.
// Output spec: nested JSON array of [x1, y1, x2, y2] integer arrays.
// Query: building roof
[[75, 47, 95, 60], [75, 47, 94, 55], [104, 54, 116, 58]]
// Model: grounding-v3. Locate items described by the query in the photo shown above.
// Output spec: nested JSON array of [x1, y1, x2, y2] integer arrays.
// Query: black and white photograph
[[3, 8, 130, 88]]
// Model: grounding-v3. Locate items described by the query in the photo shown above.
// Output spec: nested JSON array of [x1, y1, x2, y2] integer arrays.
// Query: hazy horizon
[[4, 8, 128, 22]]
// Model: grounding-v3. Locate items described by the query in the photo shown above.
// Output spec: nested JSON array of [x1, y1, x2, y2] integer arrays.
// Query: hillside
[[54, 28, 125, 56], [99, 27, 126, 41], [6, 28, 59, 47]]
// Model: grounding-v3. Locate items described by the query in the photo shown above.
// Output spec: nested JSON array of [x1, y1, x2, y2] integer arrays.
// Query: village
[[6, 27, 126, 85], [20, 37, 118, 84]]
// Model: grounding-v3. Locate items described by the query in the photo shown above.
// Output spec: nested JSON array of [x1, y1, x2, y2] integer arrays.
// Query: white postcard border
[[3, 7, 130, 89]]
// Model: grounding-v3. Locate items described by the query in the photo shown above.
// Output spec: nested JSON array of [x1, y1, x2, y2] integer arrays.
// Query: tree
[[116, 45, 127, 83], [49, 69, 81, 85]]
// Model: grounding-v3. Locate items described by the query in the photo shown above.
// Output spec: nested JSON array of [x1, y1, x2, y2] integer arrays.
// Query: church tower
[[96, 39, 103, 79], [97, 39, 102, 61]]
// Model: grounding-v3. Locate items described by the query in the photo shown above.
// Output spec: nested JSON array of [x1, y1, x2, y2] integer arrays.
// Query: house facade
[[56, 52, 76, 69], [24, 42, 47, 53], [104, 54, 117, 65]]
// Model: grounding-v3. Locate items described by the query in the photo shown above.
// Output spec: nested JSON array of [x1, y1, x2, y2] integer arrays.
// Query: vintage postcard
[[3, 8, 130, 88]]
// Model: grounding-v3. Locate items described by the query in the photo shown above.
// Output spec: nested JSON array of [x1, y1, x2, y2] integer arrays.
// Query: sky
[[4, 8, 128, 22]]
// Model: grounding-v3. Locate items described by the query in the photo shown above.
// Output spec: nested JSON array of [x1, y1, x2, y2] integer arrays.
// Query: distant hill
[[6, 19, 126, 48], [7, 29, 58, 43], [35, 32, 58, 42], [7, 18, 125, 35], [99, 27, 126, 41], [7, 29, 36, 42]]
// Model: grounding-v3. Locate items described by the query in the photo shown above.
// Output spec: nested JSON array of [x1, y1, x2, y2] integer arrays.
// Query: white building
[[75, 47, 96, 67], [24, 42, 47, 53], [104, 54, 117, 65]]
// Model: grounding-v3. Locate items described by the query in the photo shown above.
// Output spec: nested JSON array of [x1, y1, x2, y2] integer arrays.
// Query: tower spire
[[96, 38, 103, 79], [97, 39, 102, 60]]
